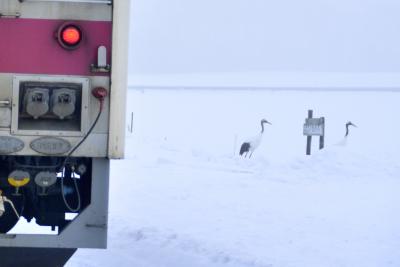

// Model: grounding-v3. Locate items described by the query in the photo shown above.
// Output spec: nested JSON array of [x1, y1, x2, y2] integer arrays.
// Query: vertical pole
[[319, 117, 325, 150], [130, 112, 133, 133], [306, 110, 313, 155]]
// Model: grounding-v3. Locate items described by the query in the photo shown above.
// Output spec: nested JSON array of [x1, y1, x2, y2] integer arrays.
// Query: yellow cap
[[8, 177, 30, 187]]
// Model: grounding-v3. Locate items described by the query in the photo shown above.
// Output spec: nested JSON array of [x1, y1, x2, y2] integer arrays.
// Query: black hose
[[59, 106, 102, 171], [59, 103, 103, 212]]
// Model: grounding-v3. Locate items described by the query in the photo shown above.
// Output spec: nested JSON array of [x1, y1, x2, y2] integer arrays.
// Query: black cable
[[59, 105, 102, 171], [59, 101, 103, 212], [61, 167, 81, 212]]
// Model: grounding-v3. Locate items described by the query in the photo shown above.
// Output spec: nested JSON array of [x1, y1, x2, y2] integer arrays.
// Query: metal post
[[319, 117, 325, 150], [306, 110, 313, 155], [129, 112, 133, 133]]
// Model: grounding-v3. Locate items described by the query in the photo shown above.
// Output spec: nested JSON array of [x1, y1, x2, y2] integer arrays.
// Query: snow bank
[[67, 89, 400, 267]]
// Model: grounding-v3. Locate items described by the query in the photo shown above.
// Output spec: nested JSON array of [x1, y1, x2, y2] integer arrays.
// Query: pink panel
[[0, 18, 112, 76]]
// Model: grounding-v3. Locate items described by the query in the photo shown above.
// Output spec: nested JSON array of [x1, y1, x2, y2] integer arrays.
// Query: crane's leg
[[249, 152, 253, 158]]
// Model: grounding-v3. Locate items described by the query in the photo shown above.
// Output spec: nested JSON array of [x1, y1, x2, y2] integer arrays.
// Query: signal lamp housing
[[56, 23, 83, 50]]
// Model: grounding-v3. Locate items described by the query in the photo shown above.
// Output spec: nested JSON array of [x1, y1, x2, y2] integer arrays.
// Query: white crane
[[337, 121, 357, 146], [239, 119, 271, 158]]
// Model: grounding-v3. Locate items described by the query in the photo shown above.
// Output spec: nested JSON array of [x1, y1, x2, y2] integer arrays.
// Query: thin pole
[[306, 110, 313, 155], [129, 112, 133, 133]]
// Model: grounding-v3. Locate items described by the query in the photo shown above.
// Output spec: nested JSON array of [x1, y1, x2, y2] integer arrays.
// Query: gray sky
[[129, 0, 400, 75]]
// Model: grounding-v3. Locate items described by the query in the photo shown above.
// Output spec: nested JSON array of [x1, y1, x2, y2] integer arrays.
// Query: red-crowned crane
[[239, 119, 271, 158], [345, 121, 357, 137], [337, 121, 357, 146]]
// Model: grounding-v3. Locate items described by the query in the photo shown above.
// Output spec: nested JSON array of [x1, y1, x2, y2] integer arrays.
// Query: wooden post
[[319, 117, 325, 150], [306, 110, 313, 155]]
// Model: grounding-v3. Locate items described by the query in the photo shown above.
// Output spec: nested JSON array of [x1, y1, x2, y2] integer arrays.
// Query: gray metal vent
[[20, 0, 112, 4]]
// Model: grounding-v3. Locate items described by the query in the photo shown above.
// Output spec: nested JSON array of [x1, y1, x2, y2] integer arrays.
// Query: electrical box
[[12, 76, 90, 137]]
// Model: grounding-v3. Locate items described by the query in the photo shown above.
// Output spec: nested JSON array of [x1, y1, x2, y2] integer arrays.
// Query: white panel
[[0, 108, 11, 128], [108, 0, 130, 159], [0, 133, 108, 157]]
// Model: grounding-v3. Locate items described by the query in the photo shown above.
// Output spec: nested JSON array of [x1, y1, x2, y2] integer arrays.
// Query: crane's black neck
[[261, 121, 265, 133], [345, 123, 350, 137]]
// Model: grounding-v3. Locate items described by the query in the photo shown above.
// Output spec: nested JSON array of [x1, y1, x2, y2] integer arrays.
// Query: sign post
[[303, 110, 325, 155], [306, 110, 313, 155], [319, 117, 325, 150]]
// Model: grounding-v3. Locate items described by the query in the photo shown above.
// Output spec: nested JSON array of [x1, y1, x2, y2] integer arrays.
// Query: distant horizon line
[[128, 85, 400, 92]]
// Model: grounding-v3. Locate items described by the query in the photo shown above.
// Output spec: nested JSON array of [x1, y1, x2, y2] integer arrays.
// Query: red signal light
[[62, 27, 81, 45], [57, 23, 82, 50]]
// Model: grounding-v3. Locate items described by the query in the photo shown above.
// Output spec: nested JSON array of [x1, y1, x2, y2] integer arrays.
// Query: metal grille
[[21, 0, 112, 4]]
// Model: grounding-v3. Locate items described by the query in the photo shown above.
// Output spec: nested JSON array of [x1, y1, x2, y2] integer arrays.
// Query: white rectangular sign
[[303, 118, 325, 136]]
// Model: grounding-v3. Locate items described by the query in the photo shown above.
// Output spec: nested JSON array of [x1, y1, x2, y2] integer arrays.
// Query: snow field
[[68, 89, 400, 267]]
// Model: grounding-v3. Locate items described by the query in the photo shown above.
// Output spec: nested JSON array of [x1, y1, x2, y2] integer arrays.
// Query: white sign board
[[303, 118, 325, 136]]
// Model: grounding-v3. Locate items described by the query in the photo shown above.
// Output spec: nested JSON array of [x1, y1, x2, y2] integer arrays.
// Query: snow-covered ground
[[67, 89, 400, 267]]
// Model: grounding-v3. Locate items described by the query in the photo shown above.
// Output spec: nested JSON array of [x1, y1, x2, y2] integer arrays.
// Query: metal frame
[[0, 247, 77, 266], [21, 0, 112, 4], [11, 75, 90, 137], [0, 158, 110, 249], [108, 0, 130, 159], [0, 1, 112, 21]]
